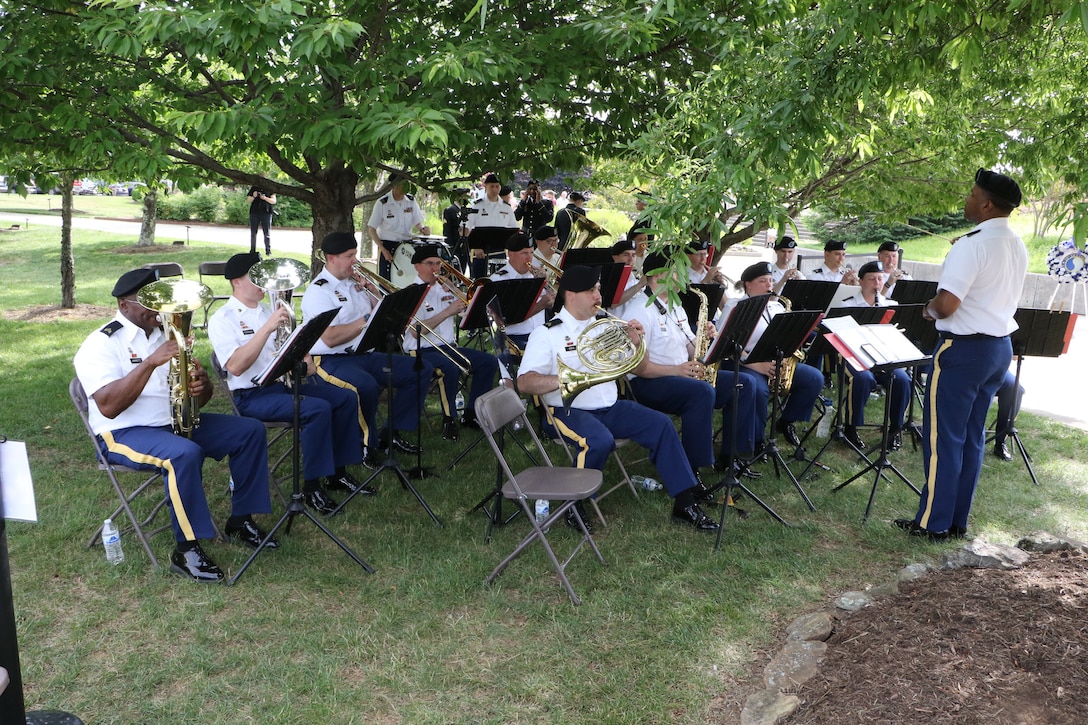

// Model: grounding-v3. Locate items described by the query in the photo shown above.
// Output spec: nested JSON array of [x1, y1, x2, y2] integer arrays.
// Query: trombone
[[532, 251, 563, 291], [317, 251, 472, 375], [438, 259, 484, 304]]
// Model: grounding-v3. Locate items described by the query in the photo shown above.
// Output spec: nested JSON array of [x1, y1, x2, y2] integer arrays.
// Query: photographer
[[514, 178, 554, 234], [247, 186, 277, 255]]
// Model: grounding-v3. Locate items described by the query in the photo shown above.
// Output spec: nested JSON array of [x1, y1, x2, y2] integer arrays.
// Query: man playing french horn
[[517, 265, 721, 533], [74, 268, 276, 583], [208, 253, 372, 517]]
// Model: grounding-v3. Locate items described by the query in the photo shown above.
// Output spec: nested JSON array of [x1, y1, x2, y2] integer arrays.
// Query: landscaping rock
[[941, 539, 1031, 570]]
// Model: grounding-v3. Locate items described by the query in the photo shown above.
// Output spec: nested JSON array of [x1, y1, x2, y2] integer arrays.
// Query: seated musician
[[877, 241, 912, 299], [628, 225, 650, 275], [770, 236, 805, 295], [718, 262, 824, 450], [531, 225, 562, 272], [626, 252, 760, 495], [74, 269, 275, 582], [517, 265, 721, 533], [208, 253, 372, 517], [609, 238, 649, 310], [807, 239, 859, 285], [839, 261, 912, 451], [402, 245, 500, 440], [488, 232, 556, 362], [301, 232, 433, 458]]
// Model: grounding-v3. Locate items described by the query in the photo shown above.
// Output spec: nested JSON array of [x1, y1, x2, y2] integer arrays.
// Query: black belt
[[938, 332, 1007, 340]]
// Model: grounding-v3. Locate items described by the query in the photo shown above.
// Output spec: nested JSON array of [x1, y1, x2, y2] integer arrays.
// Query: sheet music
[[252, 323, 309, 385], [1, 439, 37, 523], [828, 323, 927, 372]]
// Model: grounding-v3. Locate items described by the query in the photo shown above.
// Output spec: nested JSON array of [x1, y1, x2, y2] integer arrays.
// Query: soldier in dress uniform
[[367, 176, 431, 281]]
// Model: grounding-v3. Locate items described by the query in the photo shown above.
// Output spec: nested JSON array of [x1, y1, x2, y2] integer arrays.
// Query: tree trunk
[[60, 177, 75, 308], [138, 189, 157, 246], [309, 166, 361, 274]]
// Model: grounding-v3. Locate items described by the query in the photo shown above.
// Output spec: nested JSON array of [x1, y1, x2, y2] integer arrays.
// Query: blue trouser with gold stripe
[[543, 400, 698, 497], [844, 366, 911, 428], [916, 334, 1011, 533], [418, 345, 499, 419], [630, 376, 715, 470], [99, 413, 271, 543]]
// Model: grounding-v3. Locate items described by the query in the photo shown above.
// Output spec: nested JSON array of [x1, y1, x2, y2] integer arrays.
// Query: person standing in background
[[248, 186, 277, 255]]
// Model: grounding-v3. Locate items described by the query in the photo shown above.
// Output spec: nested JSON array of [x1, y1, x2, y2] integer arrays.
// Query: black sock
[[175, 540, 199, 552], [303, 478, 321, 493], [333, 467, 347, 477], [226, 514, 250, 528], [674, 490, 695, 509]]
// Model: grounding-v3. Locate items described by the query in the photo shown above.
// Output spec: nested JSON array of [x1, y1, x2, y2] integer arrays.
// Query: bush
[[223, 189, 313, 228], [806, 209, 964, 248], [156, 186, 223, 222]]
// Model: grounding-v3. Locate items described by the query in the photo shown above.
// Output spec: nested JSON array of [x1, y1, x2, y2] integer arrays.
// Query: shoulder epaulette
[[492, 269, 509, 277], [406, 193, 414, 200], [545, 318, 563, 328], [99, 320, 123, 336], [963, 229, 982, 238], [313, 278, 329, 286], [379, 194, 389, 204]]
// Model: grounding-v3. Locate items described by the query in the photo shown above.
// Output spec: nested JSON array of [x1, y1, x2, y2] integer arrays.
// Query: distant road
[[3, 210, 1083, 433]]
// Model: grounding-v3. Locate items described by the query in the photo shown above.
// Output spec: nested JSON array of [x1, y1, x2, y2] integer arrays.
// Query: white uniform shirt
[[489, 262, 545, 336], [625, 289, 695, 368], [936, 217, 1027, 337], [518, 308, 618, 410], [401, 275, 458, 351], [368, 193, 425, 242], [841, 293, 897, 309], [74, 312, 172, 435], [771, 265, 805, 285], [882, 270, 912, 299], [688, 265, 712, 285], [807, 266, 848, 283], [465, 196, 518, 232], [300, 267, 373, 355], [718, 295, 786, 361], [207, 296, 276, 391]]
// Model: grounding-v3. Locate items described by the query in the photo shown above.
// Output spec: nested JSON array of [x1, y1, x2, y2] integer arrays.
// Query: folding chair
[[196, 260, 230, 329], [209, 353, 294, 506], [70, 378, 170, 567], [476, 387, 605, 606], [141, 262, 184, 278]]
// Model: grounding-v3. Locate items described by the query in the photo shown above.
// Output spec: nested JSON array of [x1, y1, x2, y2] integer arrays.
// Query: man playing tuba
[[74, 268, 276, 582], [516, 265, 721, 533]]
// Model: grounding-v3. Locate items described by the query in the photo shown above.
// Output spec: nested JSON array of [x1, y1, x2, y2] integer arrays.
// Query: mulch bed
[[782, 549, 1088, 724]]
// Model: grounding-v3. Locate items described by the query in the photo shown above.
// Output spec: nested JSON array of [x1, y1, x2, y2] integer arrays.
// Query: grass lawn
[[2, 223, 1086, 723]]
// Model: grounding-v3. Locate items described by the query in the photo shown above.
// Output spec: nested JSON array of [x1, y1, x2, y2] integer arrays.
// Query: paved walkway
[[4, 211, 1084, 432]]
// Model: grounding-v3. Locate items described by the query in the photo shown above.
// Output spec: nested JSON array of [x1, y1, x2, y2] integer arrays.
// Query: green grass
[[3, 223, 1087, 723]]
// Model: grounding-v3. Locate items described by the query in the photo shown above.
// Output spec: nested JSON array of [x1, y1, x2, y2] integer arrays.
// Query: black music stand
[[406, 322, 436, 481], [780, 279, 841, 312], [704, 296, 790, 548], [679, 284, 726, 330], [560, 248, 614, 267], [745, 308, 824, 512], [229, 308, 375, 585], [468, 227, 515, 277], [994, 308, 1076, 486], [332, 286, 442, 525], [823, 322, 929, 522], [887, 303, 938, 448], [889, 279, 939, 305]]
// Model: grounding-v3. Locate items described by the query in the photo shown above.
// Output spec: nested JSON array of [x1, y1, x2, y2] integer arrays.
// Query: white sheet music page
[[1, 439, 37, 523]]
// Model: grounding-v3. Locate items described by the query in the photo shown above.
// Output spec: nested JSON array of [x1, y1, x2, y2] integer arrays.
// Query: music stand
[[889, 279, 939, 305], [995, 308, 1077, 486], [886, 303, 938, 448], [780, 279, 841, 312], [467, 227, 514, 256], [745, 308, 824, 512], [332, 285, 442, 525], [406, 321, 436, 481], [560, 248, 614, 267], [229, 307, 375, 585], [823, 321, 929, 521], [679, 284, 725, 329], [703, 296, 790, 548]]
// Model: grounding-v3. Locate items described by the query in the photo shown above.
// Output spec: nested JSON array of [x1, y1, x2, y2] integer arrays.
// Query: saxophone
[[767, 295, 805, 395], [689, 287, 718, 384], [137, 279, 214, 437]]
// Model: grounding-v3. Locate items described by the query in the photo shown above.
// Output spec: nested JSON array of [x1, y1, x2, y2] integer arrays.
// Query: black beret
[[877, 241, 900, 253], [411, 245, 442, 265], [112, 268, 159, 298], [533, 225, 557, 241], [505, 232, 534, 252], [527, 178, 540, 185], [643, 252, 670, 275], [774, 236, 797, 251], [569, 191, 586, 202], [685, 238, 710, 253], [483, 173, 500, 184], [559, 265, 600, 294], [975, 167, 1022, 207], [857, 260, 884, 277], [321, 231, 357, 255], [610, 239, 636, 256], [627, 224, 649, 240], [741, 262, 774, 283], [224, 252, 261, 280], [499, 185, 512, 196], [824, 239, 846, 252]]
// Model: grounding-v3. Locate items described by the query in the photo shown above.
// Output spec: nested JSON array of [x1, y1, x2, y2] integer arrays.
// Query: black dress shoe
[[994, 438, 1013, 461], [949, 525, 969, 539], [327, 472, 377, 496], [170, 544, 224, 582], [888, 428, 903, 452], [776, 420, 801, 447], [671, 503, 720, 532], [843, 425, 866, 450], [565, 501, 594, 534], [382, 431, 422, 455], [359, 446, 378, 470], [461, 414, 481, 430], [304, 489, 340, 515], [442, 417, 459, 440], [734, 459, 762, 479], [893, 518, 948, 541], [225, 518, 279, 550], [690, 481, 719, 507]]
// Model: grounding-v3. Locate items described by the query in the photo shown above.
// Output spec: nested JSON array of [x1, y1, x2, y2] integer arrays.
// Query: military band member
[[554, 191, 589, 250], [489, 232, 556, 358], [839, 261, 912, 451], [517, 265, 720, 532], [367, 176, 431, 281], [531, 225, 562, 272], [877, 241, 912, 298], [807, 239, 859, 285], [466, 173, 519, 277], [627, 225, 650, 275], [207, 253, 372, 517], [514, 178, 554, 234], [402, 245, 500, 440], [770, 236, 805, 295], [609, 238, 649, 309], [74, 269, 275, 582], [301, 232, 433, 457]]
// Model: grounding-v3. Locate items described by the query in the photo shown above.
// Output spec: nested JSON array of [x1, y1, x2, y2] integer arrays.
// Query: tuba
[[248, 257, 310, 351], [137, 279, 214, 437], [566, 213, 610, 249], [557, 307, 646, 406], [768, 295, 805, 395]]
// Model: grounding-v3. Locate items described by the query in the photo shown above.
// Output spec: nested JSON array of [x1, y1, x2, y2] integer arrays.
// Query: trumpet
[[532, 251, 563, 290], [248, 257, 310, 351], [317, 251, 472, 375]]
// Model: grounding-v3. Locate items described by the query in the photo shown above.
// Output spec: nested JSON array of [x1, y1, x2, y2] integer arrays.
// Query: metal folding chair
[[476, 387, 605, 605], [70, 378, 170, 567], [196, 260, 230, 329], [141, 262, 184, 278]]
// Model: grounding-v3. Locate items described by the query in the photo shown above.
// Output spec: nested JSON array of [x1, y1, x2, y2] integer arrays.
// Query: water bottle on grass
[[102, 518, 124, 565]]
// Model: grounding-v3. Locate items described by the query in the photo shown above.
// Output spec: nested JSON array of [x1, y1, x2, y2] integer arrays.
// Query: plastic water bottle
[[455, 392, 466, 412], [816, 398, 834, 438], [535, 499, 550, 522], [102, 519, 124, 565], [228, 475, 235, 493], [631, 475, 662, 491]]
